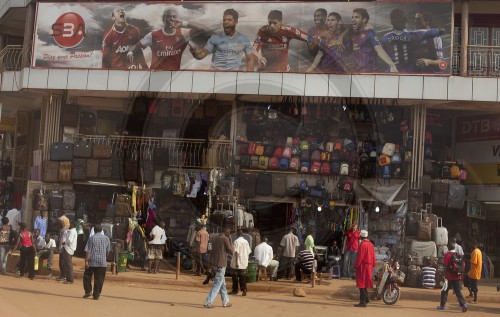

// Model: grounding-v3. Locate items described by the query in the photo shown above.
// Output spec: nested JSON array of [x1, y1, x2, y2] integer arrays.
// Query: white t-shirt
[[230, 236, 251, 269], [149, 225, 164, 245]]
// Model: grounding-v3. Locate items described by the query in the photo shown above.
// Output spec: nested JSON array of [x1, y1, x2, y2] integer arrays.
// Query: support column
[[460, 0, 469, 77], [21, 2, 36, 68]]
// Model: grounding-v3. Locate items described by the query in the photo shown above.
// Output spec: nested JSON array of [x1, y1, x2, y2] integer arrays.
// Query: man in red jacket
[[437, 242, 468, 312], [354, 230, 375, 307]]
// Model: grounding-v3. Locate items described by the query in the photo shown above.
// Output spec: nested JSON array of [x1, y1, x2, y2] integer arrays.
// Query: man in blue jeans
[[204, 226, 234, 308]]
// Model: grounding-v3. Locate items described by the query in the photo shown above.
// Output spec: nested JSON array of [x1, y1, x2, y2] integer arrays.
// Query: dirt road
[[0, 274, 498, 316]]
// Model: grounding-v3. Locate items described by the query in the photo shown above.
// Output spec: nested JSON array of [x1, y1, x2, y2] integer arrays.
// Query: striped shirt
[[298, 250, 314, 270], [85, 233, 111, 268]]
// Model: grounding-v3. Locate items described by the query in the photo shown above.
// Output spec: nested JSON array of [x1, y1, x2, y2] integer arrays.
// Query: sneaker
[[242, 290, 247, 296], [83, 293, 92, 298], [462, 305, 468, 312], [436, 306, 446, 310], [56, 277, 65, 282], [229, 290, 238, 295], [63, 281, 74, 285], [223, 302, 232, 308], [354, 303, 367, 308], [203, 304, 214, 308]]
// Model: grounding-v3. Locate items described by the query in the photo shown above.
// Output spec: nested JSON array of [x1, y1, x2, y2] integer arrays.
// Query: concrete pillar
[[460, 0, 469, 77], [22, 2, 36, 68]]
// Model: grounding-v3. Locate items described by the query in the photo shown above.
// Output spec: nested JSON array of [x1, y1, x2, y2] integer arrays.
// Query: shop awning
[[359, 180, 407, 206]]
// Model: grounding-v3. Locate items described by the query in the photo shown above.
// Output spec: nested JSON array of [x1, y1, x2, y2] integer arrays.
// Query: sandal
[[204, 304, 214, 308], [223, 302, 232, 308]]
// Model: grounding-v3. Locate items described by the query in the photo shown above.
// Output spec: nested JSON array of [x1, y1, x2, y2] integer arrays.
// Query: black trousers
[[441, 279, 467, 308], [19, 246, 35, 278], [60, 248, 74, 282], [231, 268, 247, 292], [359, 288, 369, 304], [294, 263, 312, 282], [279, 256, 294, 279], [83, 266, 107, 298]]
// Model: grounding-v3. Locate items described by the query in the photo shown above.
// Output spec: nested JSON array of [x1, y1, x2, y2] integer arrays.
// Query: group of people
[[102, 5, 445, 74]]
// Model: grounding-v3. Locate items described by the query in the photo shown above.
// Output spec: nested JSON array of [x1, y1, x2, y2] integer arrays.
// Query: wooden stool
[[257, 265, 270, 282]]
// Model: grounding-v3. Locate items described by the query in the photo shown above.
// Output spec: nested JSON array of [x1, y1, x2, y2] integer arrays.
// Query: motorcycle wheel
[[382, 285, 400, 305]]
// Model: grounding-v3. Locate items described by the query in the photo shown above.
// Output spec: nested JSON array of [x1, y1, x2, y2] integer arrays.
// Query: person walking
[[83, 224, 111, 300], [194, 223, 209, 276], [437, 241, 468, 312], [0, 217, 18, 274], [354, 230, 375, 307], [466, 240, 482, 304], [279, 227, 300, 279], [204, 226, 234, 308], [15, 222, 35, 280], [230, 229, 251, 296]]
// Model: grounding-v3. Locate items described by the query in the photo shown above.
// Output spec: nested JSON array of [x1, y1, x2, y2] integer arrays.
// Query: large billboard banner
[[32, 1, 453, 75]]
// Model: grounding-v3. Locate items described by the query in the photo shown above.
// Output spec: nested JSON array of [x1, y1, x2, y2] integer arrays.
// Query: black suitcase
[[49, 190, 63, 211], [240, 173, 256, 198], [113, 217, 129, 240], [62, 189, 76, 210], [408, 188, 423, 212], [447, 183, 466, 209], [99, 159, 112, 179], [272, 174, 286, 197], [256, 173, 272, 196], [72, 159, 87, 180], [431, 182, 449, 207]]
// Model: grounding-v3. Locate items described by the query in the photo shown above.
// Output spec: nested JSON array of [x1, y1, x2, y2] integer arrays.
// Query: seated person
[[294, 245, 315, 282], [37, 233, 56, 270], [253, 237, 279, 281], [321, 240, 341, 272]]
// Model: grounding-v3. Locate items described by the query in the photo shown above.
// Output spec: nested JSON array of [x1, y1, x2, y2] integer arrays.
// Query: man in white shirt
[[148, 221, 165, 274], [229, 229, 251, 296], [5, 205, 21, 231], [58, 221, 77, 284], [254, 237, 279, 281], [37, 233, 56, 271]]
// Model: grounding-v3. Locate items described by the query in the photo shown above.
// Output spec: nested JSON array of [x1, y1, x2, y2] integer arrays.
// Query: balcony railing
[[0, 45, 23, 71], [71, 135, 233, 170], [3, 42, 500, 78]]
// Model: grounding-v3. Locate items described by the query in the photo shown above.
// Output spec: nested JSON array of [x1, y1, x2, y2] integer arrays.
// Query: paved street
[[0, 274, 498, 317]]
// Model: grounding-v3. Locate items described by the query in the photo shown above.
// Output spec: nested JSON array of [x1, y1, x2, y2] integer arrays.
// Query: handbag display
[[73, 140, 93, 158], [50, 142, 74, 161], [92, 143, 113, 159]]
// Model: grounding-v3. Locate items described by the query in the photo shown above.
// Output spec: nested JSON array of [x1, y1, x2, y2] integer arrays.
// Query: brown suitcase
[[86, 159, 99, 178], [92, 144, 113, 159], [43, 161, 59, 182], [58, 161, 72, 182]]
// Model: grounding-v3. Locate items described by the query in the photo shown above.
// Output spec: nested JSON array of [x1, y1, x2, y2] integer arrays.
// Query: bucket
[[247, 260, 259, 283], [118, 251, 128, 272]]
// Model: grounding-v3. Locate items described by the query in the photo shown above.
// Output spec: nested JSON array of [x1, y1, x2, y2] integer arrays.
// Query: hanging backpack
[[279, 157, 289, 170], [310, 161, 321, 174], [320, 162, 331, 175], [448, 252, 465, 278], [311, 150, 321, 161], [331, 161, 340, 175], [282, 147, 292, 159], [289, 156, 300, 171], [300, 161, 310, 173], [340, 162, 349, 175]]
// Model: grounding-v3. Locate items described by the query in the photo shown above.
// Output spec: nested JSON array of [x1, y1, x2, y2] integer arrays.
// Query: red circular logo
[[52, 12, 86, 48], [439, 61, 448, 70]]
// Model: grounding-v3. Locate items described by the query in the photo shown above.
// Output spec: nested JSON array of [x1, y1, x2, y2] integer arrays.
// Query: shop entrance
[[249, 201, 292, 249]]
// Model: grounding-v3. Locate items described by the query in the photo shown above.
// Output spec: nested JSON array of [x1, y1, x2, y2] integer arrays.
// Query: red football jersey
[[253, 25, 308, 72], [102, 24, 145, 69], [139, 28, 189, 71]]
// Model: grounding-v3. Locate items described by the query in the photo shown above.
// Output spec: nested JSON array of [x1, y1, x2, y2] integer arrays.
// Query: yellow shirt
[[467, 248, 482, 280]]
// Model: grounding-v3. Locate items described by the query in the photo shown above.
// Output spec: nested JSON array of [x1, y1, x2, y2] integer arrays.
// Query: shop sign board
[[466, 200, 485, 219], [32, 1, 452, 75]]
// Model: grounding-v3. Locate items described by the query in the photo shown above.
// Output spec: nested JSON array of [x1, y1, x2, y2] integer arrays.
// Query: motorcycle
[[374, 257, 405, 305]]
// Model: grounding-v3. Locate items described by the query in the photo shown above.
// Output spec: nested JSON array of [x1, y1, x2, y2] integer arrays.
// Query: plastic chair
[[330, 264, 341, 279]]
